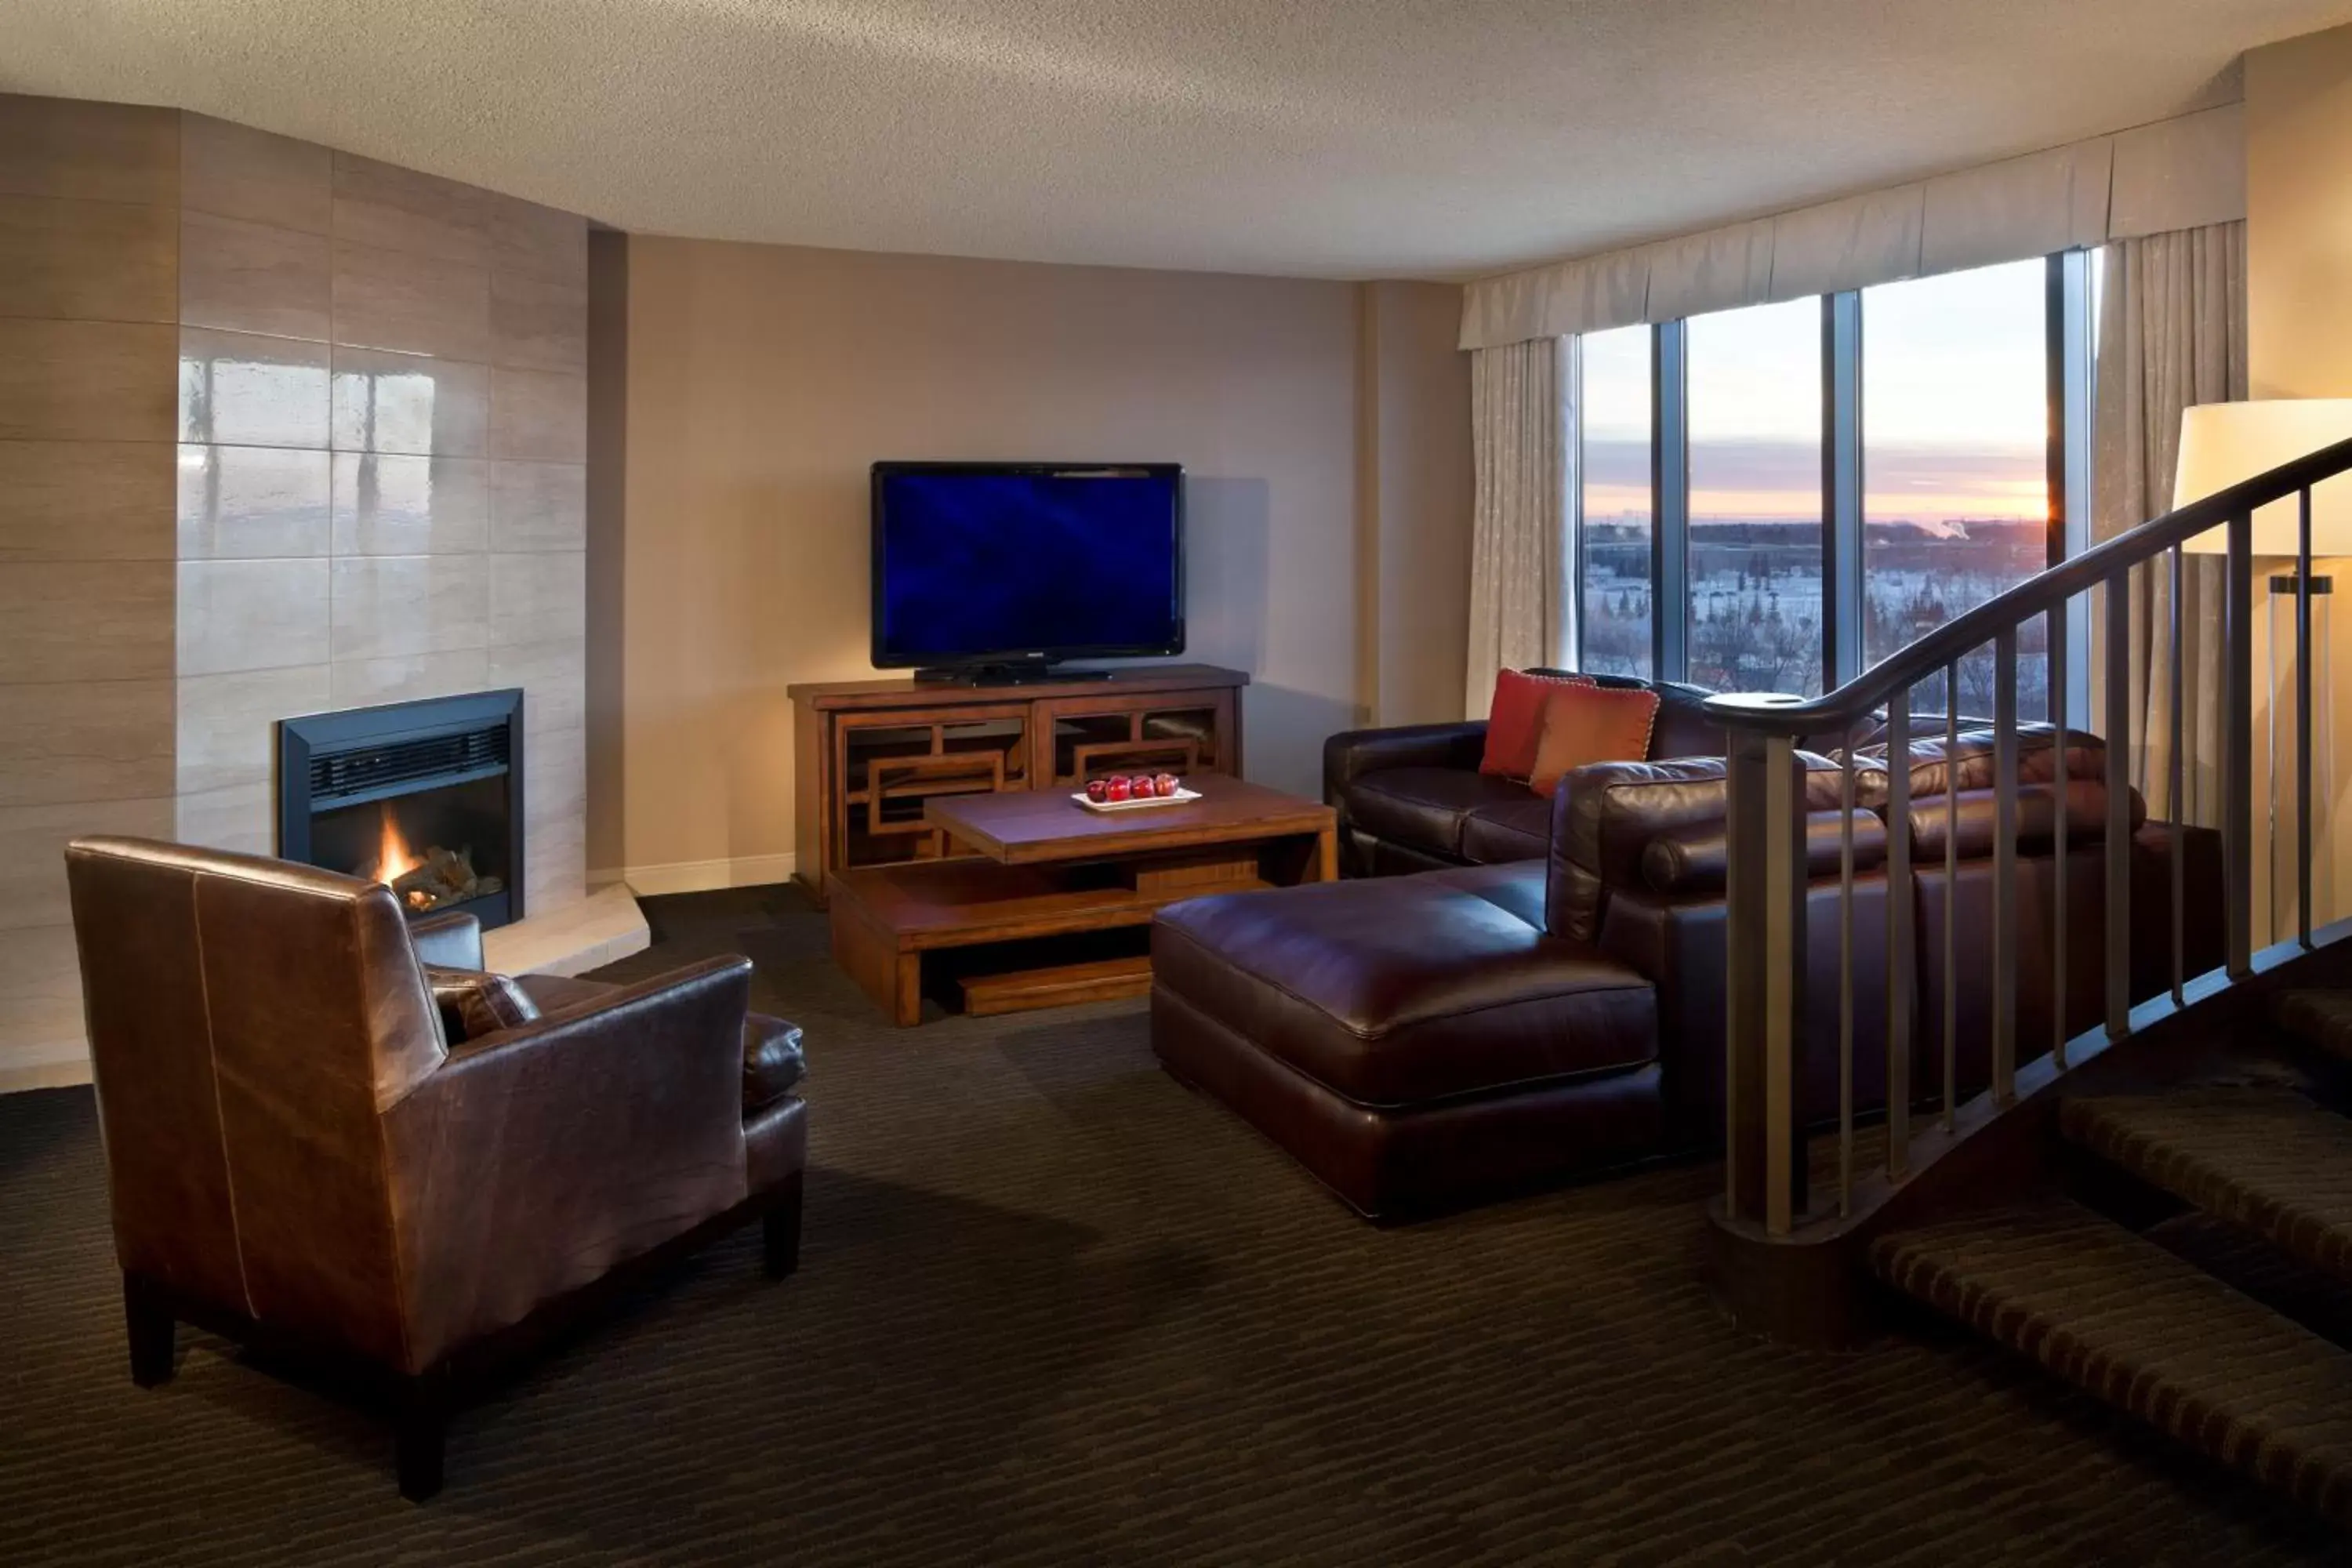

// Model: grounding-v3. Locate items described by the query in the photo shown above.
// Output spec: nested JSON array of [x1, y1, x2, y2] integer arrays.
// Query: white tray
[[1070, 786, 1202, 812]]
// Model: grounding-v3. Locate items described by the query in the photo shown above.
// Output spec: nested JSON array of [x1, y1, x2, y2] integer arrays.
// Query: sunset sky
[[1580, 258, 2050, 528]]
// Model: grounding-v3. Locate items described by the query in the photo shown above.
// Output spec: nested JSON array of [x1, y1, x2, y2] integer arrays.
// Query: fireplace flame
[[369, 804, 423, 887]]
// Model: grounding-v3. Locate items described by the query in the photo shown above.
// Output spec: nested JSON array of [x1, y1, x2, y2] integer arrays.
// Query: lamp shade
[[2175, 399, 2352, 556]]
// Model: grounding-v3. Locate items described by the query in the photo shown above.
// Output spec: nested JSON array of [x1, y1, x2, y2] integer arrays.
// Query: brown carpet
[[0, 884, 2342, 1565], [1873, 1198, 2352, 1526]]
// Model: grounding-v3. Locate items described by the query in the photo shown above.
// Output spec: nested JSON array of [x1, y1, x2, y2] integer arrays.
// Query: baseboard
[[599, 852, 799, 898]]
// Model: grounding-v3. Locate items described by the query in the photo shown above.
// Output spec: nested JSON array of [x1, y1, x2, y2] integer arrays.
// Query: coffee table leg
[[1315, 826, 1338, 883], [833, 902, 926, 1026], [889, 952, 923, 1026]]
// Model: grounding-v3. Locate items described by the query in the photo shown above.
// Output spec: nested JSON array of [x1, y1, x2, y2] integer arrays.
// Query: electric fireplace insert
[[277, 689, 524, 931]]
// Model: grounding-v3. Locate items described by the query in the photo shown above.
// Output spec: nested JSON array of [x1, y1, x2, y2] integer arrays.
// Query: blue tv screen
[[871, 463, 1184, 667]]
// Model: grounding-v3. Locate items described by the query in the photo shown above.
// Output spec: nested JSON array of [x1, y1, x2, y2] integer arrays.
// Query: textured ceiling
[[10, 0, 2352, 279]]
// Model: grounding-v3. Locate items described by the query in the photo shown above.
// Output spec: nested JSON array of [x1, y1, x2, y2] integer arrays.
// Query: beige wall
[[1363, 281, 1475, 727], [0, 96, 180, 1090], [2249, 24, 2352, 932], [2248, 23, 2352, 403], [599, 236, 1468, 886]]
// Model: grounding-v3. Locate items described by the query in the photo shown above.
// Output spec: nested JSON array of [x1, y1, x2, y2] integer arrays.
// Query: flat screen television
[[870, 462, 1184, 680]]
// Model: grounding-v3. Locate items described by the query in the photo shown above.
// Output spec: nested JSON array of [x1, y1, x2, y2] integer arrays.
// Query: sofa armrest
[[379, 954, 757, 1374], [408, 909, 484, 971], [1323, 720, 1488, 802]]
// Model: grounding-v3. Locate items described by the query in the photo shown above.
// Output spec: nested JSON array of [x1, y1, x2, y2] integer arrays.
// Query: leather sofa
[[62, 837, 808, 1501], [1325, 673, 1863, 877], [1156, 725, 2223, 1219]]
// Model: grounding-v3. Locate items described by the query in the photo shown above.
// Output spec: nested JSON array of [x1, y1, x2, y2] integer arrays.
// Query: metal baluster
[[1993, 631, 2019, 1106], [2105, 571, 2132, 1039], [1942, 670, 1958, 1129], [1885, 684, 1912, 1181], [1838, 731, 1856, 1219], [2170, 544, 2186, 1004], [2051, 597, 2070, 1070], [2226, 512, 2255, 979], [1762, 734, 1801, 1235], [1724, 734, 1752, 1220], [2300, 486, 2316, 950]]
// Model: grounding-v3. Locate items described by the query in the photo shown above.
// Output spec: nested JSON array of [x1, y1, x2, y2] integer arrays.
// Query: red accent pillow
[[1480, 670, 1594, 779], [1528, 683, 1662, 797]]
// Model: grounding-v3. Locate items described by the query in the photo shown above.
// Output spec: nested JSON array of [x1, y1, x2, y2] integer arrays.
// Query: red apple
[[1106, 775, 1132, 802], [1156, 772, 1181, 797], [1135, 773, 1162, 797], [1085, 779, 1109, 803]]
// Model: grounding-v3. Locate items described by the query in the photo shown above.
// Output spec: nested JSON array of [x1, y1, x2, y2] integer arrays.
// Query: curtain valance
[[1459, 103, 2245, 349]]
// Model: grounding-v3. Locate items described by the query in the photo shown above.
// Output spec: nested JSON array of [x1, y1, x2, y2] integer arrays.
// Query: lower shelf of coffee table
[[958, 954, 1154, 1017], [828, 857, 1283, 1025]]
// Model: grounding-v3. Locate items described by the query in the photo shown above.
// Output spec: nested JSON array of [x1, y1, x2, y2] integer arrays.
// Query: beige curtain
[[1460, 103, 2242, 349], [1464, 337, 1570, 717], [2092, 220, 2247, 826]]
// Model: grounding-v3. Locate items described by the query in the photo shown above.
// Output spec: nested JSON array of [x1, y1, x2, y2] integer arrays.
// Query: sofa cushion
[[1341, 767, 1537, 860], [1640, 808, 1890, 895], [1480, 668, 1592, 779], [1646, 681, 1730, 761], [1530, 682, 1662, 796], [1152, 863, 1657, 1109], [1904, 780, 2147, 858], [1545, 753, 1852, 942], [1858, 723, 2110, 799], [1459, 796, 1555, 864]]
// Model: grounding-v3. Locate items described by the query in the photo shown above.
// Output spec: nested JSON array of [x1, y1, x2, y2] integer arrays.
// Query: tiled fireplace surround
[[1, 95, 597, 1087]]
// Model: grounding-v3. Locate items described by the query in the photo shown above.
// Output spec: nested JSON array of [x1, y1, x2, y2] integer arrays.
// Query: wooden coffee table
[[826, 775, 1336, 1025]]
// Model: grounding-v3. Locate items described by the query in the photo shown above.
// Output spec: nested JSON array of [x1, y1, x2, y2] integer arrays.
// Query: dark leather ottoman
[[1151, 862, 1664, 1220]]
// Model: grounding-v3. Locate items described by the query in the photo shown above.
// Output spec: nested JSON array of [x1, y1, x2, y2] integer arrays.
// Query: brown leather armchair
[[63, 837, 808, 1501]]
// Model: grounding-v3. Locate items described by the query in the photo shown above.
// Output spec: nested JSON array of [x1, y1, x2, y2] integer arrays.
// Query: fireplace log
[[391, 846, 490, 912]]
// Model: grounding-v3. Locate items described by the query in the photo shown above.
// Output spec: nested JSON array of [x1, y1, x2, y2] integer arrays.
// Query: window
[[1577, 325, 1652, 678], [1564, 252, 2091, 708], [1686, 298, 1824, 696], [1861, 260, 2049, 717]]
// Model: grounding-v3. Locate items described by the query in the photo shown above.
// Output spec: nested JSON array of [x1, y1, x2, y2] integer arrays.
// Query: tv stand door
[[1030, 690, 1241, 789], [831, 703, 1031, 880]]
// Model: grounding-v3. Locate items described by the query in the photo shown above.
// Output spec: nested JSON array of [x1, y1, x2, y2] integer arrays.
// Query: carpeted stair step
[[2272, 989, 2352, 1064], [1870, 1198, 2352, 1525], [2060, 1087, 2352, 1284]]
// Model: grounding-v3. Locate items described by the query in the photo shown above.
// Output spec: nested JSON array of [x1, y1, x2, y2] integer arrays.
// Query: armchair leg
[[394, 1374, 449, 1503], [763, 1173, 804, 1280], [124, 1276, 175, 1388]]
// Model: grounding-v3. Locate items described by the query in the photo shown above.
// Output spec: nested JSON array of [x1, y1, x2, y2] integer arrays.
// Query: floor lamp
[[2175, 400, 2352, 939]]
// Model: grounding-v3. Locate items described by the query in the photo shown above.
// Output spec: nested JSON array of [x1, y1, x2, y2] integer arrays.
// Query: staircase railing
[[1705, 435, 2352, 1258]]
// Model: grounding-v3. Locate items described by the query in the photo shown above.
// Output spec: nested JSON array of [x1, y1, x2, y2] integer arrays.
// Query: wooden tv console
[[787, 664, 1248, 907]]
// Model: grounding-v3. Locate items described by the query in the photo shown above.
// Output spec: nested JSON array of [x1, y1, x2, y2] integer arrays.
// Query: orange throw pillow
[[1528, 683, 1661, 797], [1480, 669, 1593, 779]]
